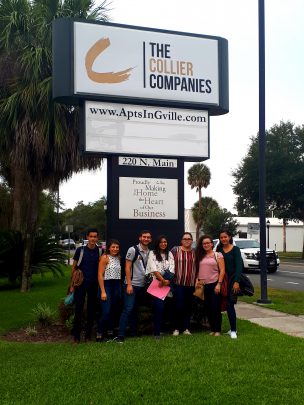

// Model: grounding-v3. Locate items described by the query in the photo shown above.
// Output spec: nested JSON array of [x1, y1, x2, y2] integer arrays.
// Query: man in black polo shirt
[[72, 228, 100, 343]]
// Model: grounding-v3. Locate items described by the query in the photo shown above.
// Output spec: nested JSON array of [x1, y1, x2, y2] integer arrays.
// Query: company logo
[[85, 38, 133, 83]]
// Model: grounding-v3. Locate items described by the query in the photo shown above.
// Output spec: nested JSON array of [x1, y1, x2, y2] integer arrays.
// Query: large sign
[[83, 101, 209, 159], [119, 177, 178, 220], [53, 19, 229, 115]]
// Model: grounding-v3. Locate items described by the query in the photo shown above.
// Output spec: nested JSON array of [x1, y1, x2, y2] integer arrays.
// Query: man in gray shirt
[[115, 230, 152, 343]]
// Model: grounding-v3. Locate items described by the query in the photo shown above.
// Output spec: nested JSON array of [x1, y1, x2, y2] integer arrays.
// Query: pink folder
[[147, 279, 170, 300]]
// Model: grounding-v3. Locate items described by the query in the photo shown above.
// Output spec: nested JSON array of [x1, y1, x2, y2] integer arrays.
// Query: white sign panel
[[119, 177, 178, 220], [85, 101, 209, 158], [74, 22, 219, 105], [247, 223, 260, 235]]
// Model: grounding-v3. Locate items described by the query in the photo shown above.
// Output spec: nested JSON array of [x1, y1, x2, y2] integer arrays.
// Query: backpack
[[131, 245, 147, 279], [76, 245, 100, 268]]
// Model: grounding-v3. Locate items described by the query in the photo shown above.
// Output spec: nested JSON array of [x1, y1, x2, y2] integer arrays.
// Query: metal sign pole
[[257, 0, 271, 304]]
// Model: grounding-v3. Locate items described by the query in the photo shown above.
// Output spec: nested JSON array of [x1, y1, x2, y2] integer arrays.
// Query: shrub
[[58, 299, 74, 324], [25, 325, 38, 336], [0, 231, 66, 283], [65, 315, 75, 332], [32, 303, 56, 326]]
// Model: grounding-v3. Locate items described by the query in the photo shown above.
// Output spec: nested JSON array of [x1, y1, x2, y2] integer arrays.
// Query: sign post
[[52, 19, 229, 254]]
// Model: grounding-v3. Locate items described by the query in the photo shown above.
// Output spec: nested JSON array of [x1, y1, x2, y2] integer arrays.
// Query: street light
[[266, 220, 270, 248]]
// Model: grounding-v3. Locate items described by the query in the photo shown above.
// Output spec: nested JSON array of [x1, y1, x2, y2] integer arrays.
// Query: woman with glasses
[[171, 232, 196, 336], [195, 235, 225, 336], [146, 235, 175, 338]]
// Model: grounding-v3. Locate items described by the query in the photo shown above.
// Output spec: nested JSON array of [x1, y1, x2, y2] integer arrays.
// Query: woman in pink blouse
[[195, 235, 225, 336]]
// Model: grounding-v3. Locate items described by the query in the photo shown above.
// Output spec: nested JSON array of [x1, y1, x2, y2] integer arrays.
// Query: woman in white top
[[97, 239, 121, 342], [146, 235, 175, 338]]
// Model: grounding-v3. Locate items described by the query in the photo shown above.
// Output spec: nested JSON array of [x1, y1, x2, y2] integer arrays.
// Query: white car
[[214, 238, 280, 273], [59, 239, 76, 250]]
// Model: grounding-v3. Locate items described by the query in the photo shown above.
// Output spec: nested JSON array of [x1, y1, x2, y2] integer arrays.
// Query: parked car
[[213, 238, 280, 273], [59, 239, 76, 250]]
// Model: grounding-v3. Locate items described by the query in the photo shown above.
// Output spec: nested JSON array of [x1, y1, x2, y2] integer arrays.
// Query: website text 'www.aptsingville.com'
[[88, 106, 207, 124]]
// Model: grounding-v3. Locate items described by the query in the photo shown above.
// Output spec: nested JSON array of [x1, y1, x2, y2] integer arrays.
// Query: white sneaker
[[172, 329, 179, 336], [230, 331, 237, 339], [183, 329, 192, 336], [225, 330, 231, 335]]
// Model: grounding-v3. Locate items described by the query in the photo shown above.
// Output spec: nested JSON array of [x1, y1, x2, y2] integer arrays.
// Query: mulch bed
[[4, 324, 72, 343]]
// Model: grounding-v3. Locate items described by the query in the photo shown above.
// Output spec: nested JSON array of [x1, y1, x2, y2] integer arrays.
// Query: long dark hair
[[195, 234, 213, 272], [216, 229, 233, 252], [154, 235, 169, 262]]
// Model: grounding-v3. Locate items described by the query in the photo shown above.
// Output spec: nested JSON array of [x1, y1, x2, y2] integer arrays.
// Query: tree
[[233, 121, 304, 256], [191, 196, 219, 229], [37, 191, 62, 238], [187, 163, 211, 242], [61, 197, 107, 241], [0, 0, 110, 291], [0, 181, 11, 229], [203, 208, 239, 239]]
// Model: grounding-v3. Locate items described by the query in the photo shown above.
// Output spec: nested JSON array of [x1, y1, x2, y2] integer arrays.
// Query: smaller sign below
[[247, 223, 259, 235], [118, 157, 177, 168], [84, 101, 209, 159], [119, 177, 178, 220]]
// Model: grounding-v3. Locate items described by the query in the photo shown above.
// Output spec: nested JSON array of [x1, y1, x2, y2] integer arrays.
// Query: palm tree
[[187, 163, 211, 241], [0, 0, 110, 291], [191, 196, 219, 226]]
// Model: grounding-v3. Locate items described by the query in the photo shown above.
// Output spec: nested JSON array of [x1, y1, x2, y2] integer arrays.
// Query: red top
[[171, 247, 196, 287]]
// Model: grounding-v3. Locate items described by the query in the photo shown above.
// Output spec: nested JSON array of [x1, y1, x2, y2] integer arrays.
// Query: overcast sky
[[59, 0, 304, 213]]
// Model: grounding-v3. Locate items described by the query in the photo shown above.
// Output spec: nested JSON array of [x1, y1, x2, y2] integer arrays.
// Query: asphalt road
[[246, 261, 304, 291]]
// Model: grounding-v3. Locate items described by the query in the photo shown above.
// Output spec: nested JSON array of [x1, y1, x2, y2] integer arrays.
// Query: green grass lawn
[[278, 251, 303, 260], [1, 272, 304, 404], [239, 287, 304, 316], [0, 269, 70, 334]]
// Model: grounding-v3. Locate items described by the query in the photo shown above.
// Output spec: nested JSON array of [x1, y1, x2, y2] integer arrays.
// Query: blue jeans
[[152, 297, 165, 336], [97, 279, 121, 336], [204, 282, 222, 333], [118, 285, 144, 338], [227, 300, 237, 332], [173, 284, 195, 331]]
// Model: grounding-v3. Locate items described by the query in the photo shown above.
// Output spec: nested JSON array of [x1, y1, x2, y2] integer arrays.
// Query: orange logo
[[85, 38, 133, 83]]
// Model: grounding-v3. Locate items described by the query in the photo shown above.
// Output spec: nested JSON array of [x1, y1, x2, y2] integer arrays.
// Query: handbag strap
[[214, 252, 220, 273]]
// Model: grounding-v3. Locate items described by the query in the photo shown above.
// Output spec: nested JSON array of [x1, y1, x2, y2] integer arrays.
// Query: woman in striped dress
[[171, 232, 196, 336]]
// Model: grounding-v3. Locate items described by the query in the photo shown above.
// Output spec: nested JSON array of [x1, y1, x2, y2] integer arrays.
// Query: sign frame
[[80, 100, 210, 160], [52, 18, 229, 116]]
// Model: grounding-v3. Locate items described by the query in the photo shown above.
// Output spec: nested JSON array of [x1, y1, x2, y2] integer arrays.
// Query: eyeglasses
[[182, 238, 192, 241]]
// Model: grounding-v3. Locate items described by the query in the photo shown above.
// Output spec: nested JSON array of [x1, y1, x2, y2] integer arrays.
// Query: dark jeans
[[152, 297, 165, 336], [118, 285, 144, 338], [227, 299, 237, 332], [204, 282, 222, 333], [97, 279, 121, 336], [73, 281, 98, 341], [173, 284, 195, 331]]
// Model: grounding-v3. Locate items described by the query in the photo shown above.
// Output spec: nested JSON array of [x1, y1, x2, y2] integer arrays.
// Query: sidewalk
[[236, 302, 304, 338]]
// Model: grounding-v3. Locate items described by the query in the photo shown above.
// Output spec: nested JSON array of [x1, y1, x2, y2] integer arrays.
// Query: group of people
[[70, 228, 243, 344]]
